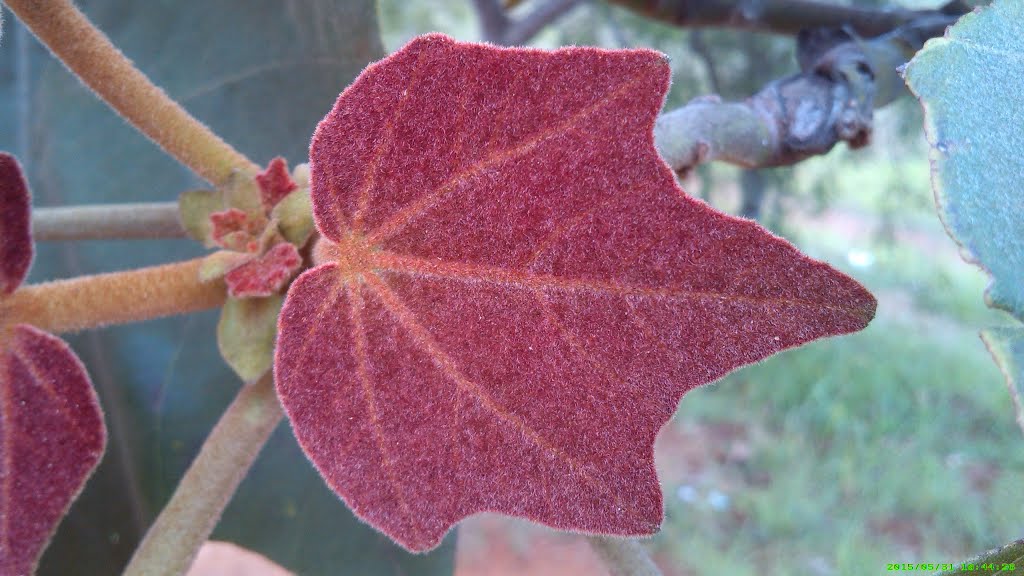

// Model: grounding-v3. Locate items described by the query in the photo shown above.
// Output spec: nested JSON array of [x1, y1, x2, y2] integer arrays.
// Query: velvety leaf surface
[[0, 324, 106, 576], [218, 295, 284, 383], [256, 157, 297, 211], [0, 153, 31, 295], [278, 34, 876, 552], [224, 242, 301, 298], [0, 3, 453, 574], [904, 0, 1024, 441], [904, 0, 1024, 321]]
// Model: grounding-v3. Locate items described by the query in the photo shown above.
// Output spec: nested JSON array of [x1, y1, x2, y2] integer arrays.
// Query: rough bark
[[607, 0, 967, 38], [654, 16, 962, 173]]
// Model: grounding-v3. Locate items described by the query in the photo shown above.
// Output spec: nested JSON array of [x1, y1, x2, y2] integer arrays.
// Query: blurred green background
[[2, 0, 1020, 575]]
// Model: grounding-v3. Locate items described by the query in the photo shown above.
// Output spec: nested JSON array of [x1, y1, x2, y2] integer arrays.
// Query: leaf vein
[[348, 283, 422, 543], [7, 334, 88, 439], [352, 49, 431, 232], [362, 273, 644, 521], [373, 252, 866, 320], [365, 71, 653, 244], [0, 353, 12, 558], [534, 289, 623, 399]]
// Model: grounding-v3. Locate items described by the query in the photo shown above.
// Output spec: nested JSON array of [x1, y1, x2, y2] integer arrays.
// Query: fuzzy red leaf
[[276, 34, 876, 552], [0, 324, 106, 575], [256, 157, 298, 211], [210, 208, 263, 253], [0, 153, 32, 295], [225, 242, 302, 298]]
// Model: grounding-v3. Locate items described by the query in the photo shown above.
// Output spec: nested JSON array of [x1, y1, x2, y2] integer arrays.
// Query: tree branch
[[606, 0, 968, 38], [122, 373, 283, 576], [688, 30, 723, 94], [653, 16, 960, 174], [32, 203, 185, 241], [505, 0, 585, 45], [5, 0, 260, 186], [472, 0, 585, 45], [472, 0, 511, 44]]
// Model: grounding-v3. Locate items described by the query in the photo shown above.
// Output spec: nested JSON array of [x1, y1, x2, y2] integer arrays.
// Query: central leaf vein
[[371, 251, 863, 319], [361, 272, 642, 519], [363, 70, 654, 244]]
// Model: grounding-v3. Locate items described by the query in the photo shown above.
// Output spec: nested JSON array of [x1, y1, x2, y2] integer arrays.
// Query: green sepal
[[271, 187, 315, 247], [199, 250, 252, 282], [178, 189, 225, 247], [223, 170, 264, 216], [292, 163, 310, 188], [217, 295, 284, 383]]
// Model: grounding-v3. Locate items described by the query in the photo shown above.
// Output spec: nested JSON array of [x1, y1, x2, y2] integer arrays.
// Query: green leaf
[[936, 537, 1024, 575], [904, 0, 1024, 444], [223, 170, 264, 216], [218, 295, 282, 383], [179, 189, 225, 247], [981, 327, 1024, 435], [270, 187, 314, 247], [199, 250, 251, 283], [904, 0, 1024, 322], [1, 2, 454, 574]]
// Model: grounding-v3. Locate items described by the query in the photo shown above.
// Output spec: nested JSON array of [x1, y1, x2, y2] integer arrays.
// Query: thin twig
[[122, 374, 283, 576], [32, 203, 185, 241], [653, 16, 958, 174], [589, 536, 663, 576], [607, 0, 966, 38], [472, 0, 510, 43], [5, 0, 260, 186], [4, 258, 225, 334], [688, 30, 722, 94], [471, 0, 584, 45], [504, 0, 584, 45]]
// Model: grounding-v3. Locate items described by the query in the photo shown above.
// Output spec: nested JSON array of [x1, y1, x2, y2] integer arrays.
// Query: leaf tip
[[256, 157, 298, 211]]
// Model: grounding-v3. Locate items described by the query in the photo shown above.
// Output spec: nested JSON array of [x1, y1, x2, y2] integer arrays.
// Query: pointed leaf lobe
[[256, 157, 298, 211], [277, 34, 876, 552], [0, 324, 106, 575]]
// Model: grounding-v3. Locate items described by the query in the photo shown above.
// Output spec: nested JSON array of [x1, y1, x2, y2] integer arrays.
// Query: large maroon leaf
[[0, 153, 31, 295], [0, 324, 106, 575], [276, 34, 876, 552], [0, 152, 105, 574]]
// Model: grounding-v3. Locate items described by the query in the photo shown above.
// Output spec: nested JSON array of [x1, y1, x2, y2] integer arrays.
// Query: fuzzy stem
[[122, 373, 283, 576], [33, 203, 186, 241], [3, 258, 225, 334], [5, 0, 259, 185], [589, 537, 663, 576]]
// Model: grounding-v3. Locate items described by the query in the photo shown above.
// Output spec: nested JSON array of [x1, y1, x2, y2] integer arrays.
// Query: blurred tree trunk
[[471, 0, 584, 45]]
